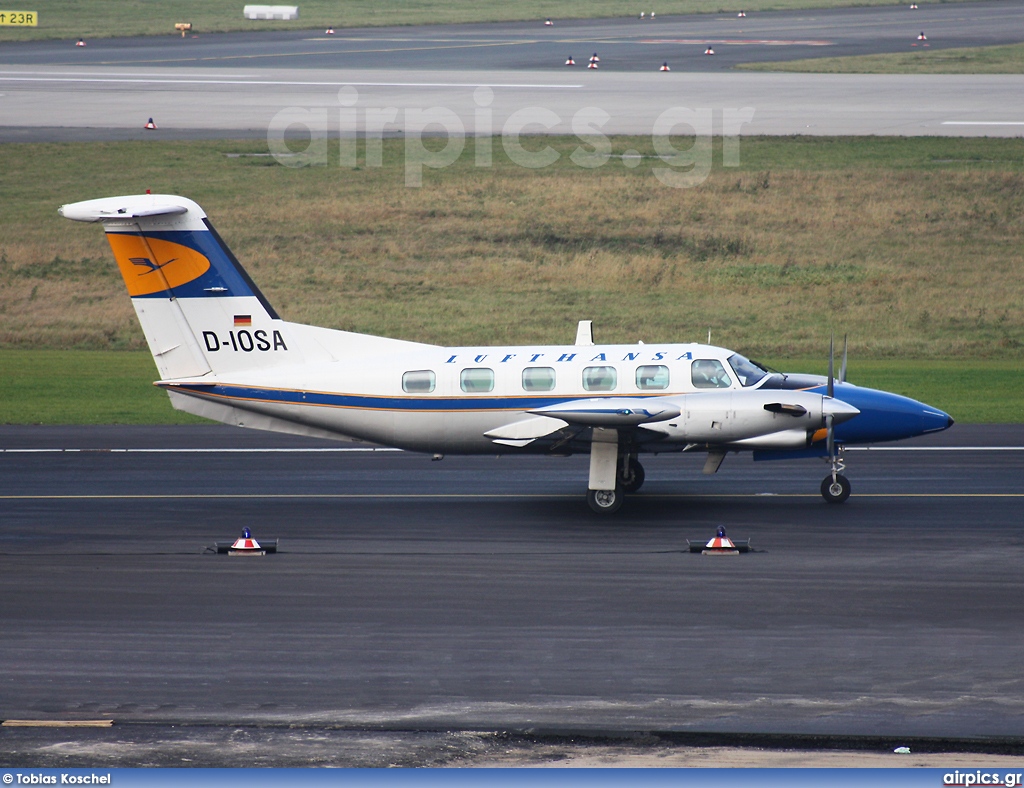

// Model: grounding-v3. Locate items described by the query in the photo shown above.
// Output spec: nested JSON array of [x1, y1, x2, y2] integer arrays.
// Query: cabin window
[[402, 370, 435, 393], [691, 359, 733, 389], [522, 366, 556, 392], [583, 365, 617, 392], [460, 367, 495, 393], [636, 364, 670, 390]]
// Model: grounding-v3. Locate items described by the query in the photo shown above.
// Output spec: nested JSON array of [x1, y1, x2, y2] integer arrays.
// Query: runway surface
[[2, 424, 1023, 742], [2, 2, 1024, 140], [4, 4, 1024, 71]]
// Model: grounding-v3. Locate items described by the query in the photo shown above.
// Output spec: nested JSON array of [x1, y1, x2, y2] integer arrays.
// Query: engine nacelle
[[638, 389, 858, 444]]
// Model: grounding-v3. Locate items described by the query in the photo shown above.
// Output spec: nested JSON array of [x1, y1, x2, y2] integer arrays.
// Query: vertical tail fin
[[60, 194, 294, 380]]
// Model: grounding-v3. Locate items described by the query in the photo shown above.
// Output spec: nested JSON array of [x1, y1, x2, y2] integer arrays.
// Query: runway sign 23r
[[0, 10, 37, 24]]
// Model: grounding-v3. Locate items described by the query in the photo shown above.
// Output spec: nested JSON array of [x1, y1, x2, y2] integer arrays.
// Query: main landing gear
[[586, 431, 644, 514]]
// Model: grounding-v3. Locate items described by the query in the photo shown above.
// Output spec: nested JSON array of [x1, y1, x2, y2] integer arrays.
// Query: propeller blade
[[827, 334, 834, 399], [840, 334, 848, 384]]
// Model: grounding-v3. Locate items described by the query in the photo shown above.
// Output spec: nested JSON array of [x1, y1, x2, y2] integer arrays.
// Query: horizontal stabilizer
[[59, 196, 190, 222], [529, 397, 679, 426]]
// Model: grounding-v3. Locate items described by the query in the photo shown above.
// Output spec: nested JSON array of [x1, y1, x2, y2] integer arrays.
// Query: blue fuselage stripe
[[162, 384, 663, 412]]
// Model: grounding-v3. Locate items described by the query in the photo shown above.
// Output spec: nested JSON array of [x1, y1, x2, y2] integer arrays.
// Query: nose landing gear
[[821, 443, 851, 504]]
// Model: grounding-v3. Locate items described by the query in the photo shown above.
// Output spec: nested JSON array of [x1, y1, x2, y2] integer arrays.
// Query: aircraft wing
[[528, 397, 680, 426], [483, 397, 678, 448]]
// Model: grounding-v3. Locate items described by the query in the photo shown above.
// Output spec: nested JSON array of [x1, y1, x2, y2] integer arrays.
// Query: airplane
[[59, 193, 955, 513]]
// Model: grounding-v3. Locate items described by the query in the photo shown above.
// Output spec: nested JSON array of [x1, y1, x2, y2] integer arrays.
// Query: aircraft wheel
[[588, 487, 624, 514], [820, 474, 851, 504], [619, 458, 645, 493]]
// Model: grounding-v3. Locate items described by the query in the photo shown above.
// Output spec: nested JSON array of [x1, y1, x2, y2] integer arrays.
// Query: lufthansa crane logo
[[129, 256, 177, 274], [108, 234, 211, 297]]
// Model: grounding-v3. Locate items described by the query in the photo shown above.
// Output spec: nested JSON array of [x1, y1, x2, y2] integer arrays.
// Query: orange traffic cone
[[587, 61, 598, 69], [704, 46, 715, 55], [325, 26, 335, 34], [659, 61, 670, 71], [565, 55, 575, 65], [917, 31, 927, 40], [144, 118, 157, 130], [76, 38, 86, 47], [589, 52, 600, 62], [737, 10, 746, 16], [545, 18, 553, 26]]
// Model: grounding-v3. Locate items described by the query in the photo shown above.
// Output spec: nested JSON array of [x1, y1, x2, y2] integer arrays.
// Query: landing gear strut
[[618, 455, 645, 493]]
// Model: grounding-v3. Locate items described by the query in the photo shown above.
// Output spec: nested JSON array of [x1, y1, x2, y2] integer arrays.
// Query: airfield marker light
[[738, 10, 747, 16], [144, 118, 157, 130], [545, 18, 553, 26], [76, 38, 86, 47], [590, 52, 600, 62], [588, 61, 598, 69], [325, 26, 334, 34], [650, 12, 655, 19], [660, 61, 671, 71], [229, 527, 264, 555], [918, 31, 927, 39], [704, 46, 715, 55], [640, 12, 645, 19], [565, 55, 575, 65], [703, 526, 738, 554]]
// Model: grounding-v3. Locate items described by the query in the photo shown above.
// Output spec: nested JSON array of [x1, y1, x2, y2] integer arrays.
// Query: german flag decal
[[234, 315, 252, 326]]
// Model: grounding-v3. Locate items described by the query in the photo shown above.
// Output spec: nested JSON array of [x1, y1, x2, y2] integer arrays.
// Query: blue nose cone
[[832, 385, 954, 444]]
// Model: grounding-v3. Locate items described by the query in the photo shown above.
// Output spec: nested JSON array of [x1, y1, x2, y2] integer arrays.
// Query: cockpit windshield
[[728, 354, 769, 387]]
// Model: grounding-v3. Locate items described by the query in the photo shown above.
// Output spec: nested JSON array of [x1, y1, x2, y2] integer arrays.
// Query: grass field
[[1, 135, 1022, 424], [738, 42, 1024, 73], [0, 0, 990, 42]]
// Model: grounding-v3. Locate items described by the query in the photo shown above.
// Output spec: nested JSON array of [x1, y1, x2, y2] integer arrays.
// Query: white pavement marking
[[942, 121, 1024, 126], [0, 446, 1019, 453], [0, 75, 583, 89], [0, 447, 400, 453], [846, 446, 1024, 451]]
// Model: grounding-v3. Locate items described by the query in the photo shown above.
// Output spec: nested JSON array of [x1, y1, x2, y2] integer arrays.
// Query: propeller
[[839, 333, 848, 384], [827, 334, 834, 400]]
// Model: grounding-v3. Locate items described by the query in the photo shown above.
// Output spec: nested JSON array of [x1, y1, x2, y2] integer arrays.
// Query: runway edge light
[[213, 527, 279, 556], [687, 526, 750, 555]]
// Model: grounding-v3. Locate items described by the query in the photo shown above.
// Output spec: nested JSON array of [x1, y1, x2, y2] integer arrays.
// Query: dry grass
[[1, 137, 1022, 358]]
